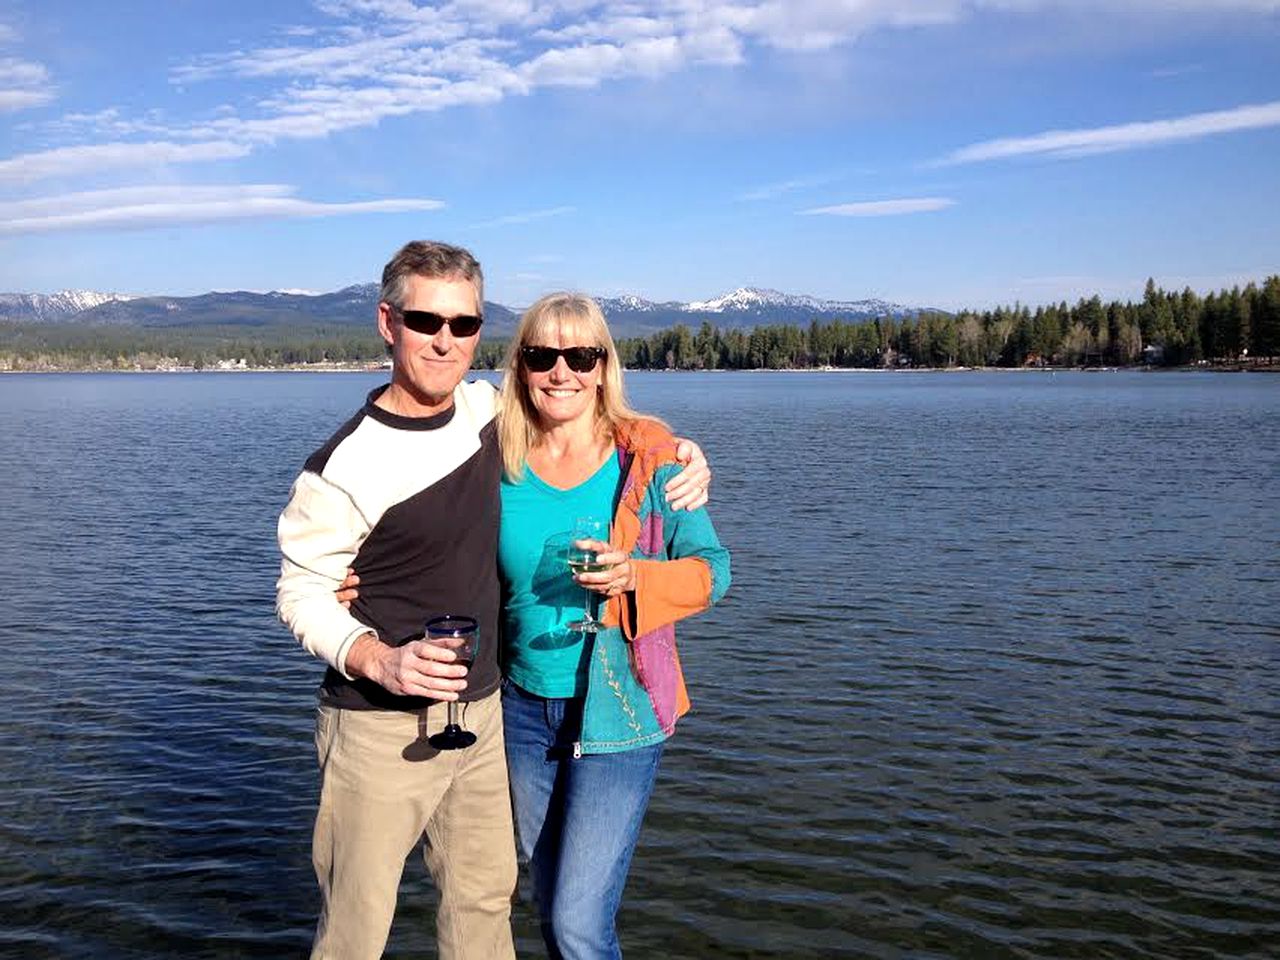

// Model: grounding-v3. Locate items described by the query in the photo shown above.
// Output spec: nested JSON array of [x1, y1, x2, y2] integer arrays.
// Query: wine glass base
[[428, 726, 477, 750]]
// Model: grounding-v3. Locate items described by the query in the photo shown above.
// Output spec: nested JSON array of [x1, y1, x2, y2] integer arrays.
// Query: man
[[276, 241, 708, 959]]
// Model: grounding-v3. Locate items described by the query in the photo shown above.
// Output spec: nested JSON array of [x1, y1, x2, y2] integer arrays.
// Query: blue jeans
[[502, 680, 664, 960]]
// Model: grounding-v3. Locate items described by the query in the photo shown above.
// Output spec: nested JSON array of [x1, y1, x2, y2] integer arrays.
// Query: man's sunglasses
[[391, 306, 483, 338], [520, 345, 607, 373]]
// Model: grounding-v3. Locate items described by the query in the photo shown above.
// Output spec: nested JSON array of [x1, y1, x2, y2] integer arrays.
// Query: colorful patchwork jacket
[[577, 418, 731, 755]]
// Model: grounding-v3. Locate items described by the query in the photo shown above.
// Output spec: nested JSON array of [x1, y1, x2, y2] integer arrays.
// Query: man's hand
[[667, 437, 711, 511], [343, 632, 468, 700]]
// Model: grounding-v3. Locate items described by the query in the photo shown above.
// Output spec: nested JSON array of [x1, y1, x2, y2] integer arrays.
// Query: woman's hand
[[336, 569, 360, 608], [572, 539, 636, 597], [666, 438, 710, 511]]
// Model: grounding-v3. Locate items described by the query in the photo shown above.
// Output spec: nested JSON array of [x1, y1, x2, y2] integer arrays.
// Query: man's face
[[378, 274, 481, 414]]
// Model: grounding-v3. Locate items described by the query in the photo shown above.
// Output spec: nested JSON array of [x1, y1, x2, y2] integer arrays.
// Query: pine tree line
[[615, 276, 1280, 370], [0, 324, 389, 372], [2, 276, 1276, 371]]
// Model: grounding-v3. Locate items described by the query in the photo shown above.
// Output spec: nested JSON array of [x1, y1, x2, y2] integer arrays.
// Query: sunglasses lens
[[449, 314, 483, 337], [522, 346, 604, 372], [400, 310, 444, 335], [521, 346, 558, 372], [565, 348, 603, 372], [399, 310, 483, 337]]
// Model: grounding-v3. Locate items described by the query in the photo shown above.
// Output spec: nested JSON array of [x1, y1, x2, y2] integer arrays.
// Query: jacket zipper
[[576, 442, 634, 762]]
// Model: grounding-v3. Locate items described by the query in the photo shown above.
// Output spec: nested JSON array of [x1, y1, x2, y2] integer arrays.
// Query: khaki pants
[[310, 692, 517, 960]]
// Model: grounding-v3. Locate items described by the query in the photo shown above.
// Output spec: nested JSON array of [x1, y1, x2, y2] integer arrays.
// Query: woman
[[496, 292, 729, 959]]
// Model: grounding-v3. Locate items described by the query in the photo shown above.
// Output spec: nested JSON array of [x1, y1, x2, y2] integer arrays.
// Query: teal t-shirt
[[499, 454, 622, 698]]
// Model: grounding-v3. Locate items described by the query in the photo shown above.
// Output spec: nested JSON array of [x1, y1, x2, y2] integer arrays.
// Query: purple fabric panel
[[638, 511, 663, 555], [632, 623, 679, 733], [616, 444, 636, 502]]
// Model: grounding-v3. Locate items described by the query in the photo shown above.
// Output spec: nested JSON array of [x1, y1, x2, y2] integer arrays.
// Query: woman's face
[[523, 322, 605, 430]]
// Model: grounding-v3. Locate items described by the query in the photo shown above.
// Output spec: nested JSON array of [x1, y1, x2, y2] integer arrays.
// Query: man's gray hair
[[379, 241, 484, 312]]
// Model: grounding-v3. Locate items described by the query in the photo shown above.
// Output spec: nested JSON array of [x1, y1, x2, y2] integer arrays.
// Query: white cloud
[[474, 205, 575, 227], [733, 0, 965, 52], [157, 3, 905, 147], [172, 20, 480, 84], [0, 89, 52, 112], [0, 183, 444, 235], [939, 100, 1280, 164], [519, 36, 684, 86], [737, 173, 841, 201], [13, 0, 1280, 179], [678, 24, 745, 64], [316, 0, 439, 20], [971, 0, 1280, 12], [727, 0, 1280, 51], [1, 184, 294, 217], [0, 58, 48, 85], [802, 197, 955, 216], [534, 14, 676, 44], [0, 56, 55, 113], [42, 107, 178, 141], [0, 141, 253, 184]]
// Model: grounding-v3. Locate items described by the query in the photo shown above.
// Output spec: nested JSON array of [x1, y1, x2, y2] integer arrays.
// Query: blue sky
[[1, 0, 1278, 309]]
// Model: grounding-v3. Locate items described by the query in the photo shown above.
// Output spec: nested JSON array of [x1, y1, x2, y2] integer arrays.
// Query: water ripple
[[1, 371, 1277, 958]]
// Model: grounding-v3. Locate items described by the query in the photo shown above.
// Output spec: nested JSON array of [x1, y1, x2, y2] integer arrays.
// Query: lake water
[[0, 370, 1276, 959]]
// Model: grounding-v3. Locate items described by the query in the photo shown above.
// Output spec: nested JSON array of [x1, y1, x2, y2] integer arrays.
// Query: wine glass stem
[[446, 701, 458, 729]]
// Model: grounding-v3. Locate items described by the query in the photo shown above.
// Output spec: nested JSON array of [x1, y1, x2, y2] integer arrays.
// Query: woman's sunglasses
[[392, 306, 484, 338], [520, 345, 606, 373]]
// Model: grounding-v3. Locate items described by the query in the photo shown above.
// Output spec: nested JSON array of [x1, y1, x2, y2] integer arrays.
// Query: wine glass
[[566, 517, 611, 634], [424, 615, 478, 750]]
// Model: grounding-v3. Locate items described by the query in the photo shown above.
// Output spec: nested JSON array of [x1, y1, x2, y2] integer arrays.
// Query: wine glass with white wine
[[565, 517, 612, 634]]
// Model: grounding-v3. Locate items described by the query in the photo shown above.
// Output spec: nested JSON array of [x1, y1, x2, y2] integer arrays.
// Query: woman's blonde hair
[[498, 292, 666, 480]]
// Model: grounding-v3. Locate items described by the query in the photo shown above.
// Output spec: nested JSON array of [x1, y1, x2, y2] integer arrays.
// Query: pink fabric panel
[[633, 623, 679, 732]]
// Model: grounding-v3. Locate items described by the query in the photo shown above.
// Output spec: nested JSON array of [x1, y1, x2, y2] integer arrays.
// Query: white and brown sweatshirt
[[276, 381, 502, 711]]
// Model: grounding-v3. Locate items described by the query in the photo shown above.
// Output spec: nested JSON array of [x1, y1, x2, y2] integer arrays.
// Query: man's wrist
[[342, 631, 383, 681]]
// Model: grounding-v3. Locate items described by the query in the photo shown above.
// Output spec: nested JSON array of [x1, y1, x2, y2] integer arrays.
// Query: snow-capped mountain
[[0, 283, 923, 337], [592, 286, 918, 334], [330, 283, 379, 301], [684, 286, 905, 317], [595, 294, 676, 314], [0, 290, 137, 323]]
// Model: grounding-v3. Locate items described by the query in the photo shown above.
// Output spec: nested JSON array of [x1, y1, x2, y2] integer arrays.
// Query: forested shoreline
[[3, 276, 1277, 372], [615, 276, 1279, 371]]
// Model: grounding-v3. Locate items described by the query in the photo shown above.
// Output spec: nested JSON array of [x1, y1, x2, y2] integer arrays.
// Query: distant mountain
[[597, 286, 916, 335], [685, 286, 903, 318], [0, 283, 520, 337], [0, 290, 137, 323], [72, 283, 393, 329], [0, 283, 924, 338]]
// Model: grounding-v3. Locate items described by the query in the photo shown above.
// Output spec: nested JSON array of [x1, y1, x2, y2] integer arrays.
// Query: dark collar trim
[[364, 384, 457, 431]]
